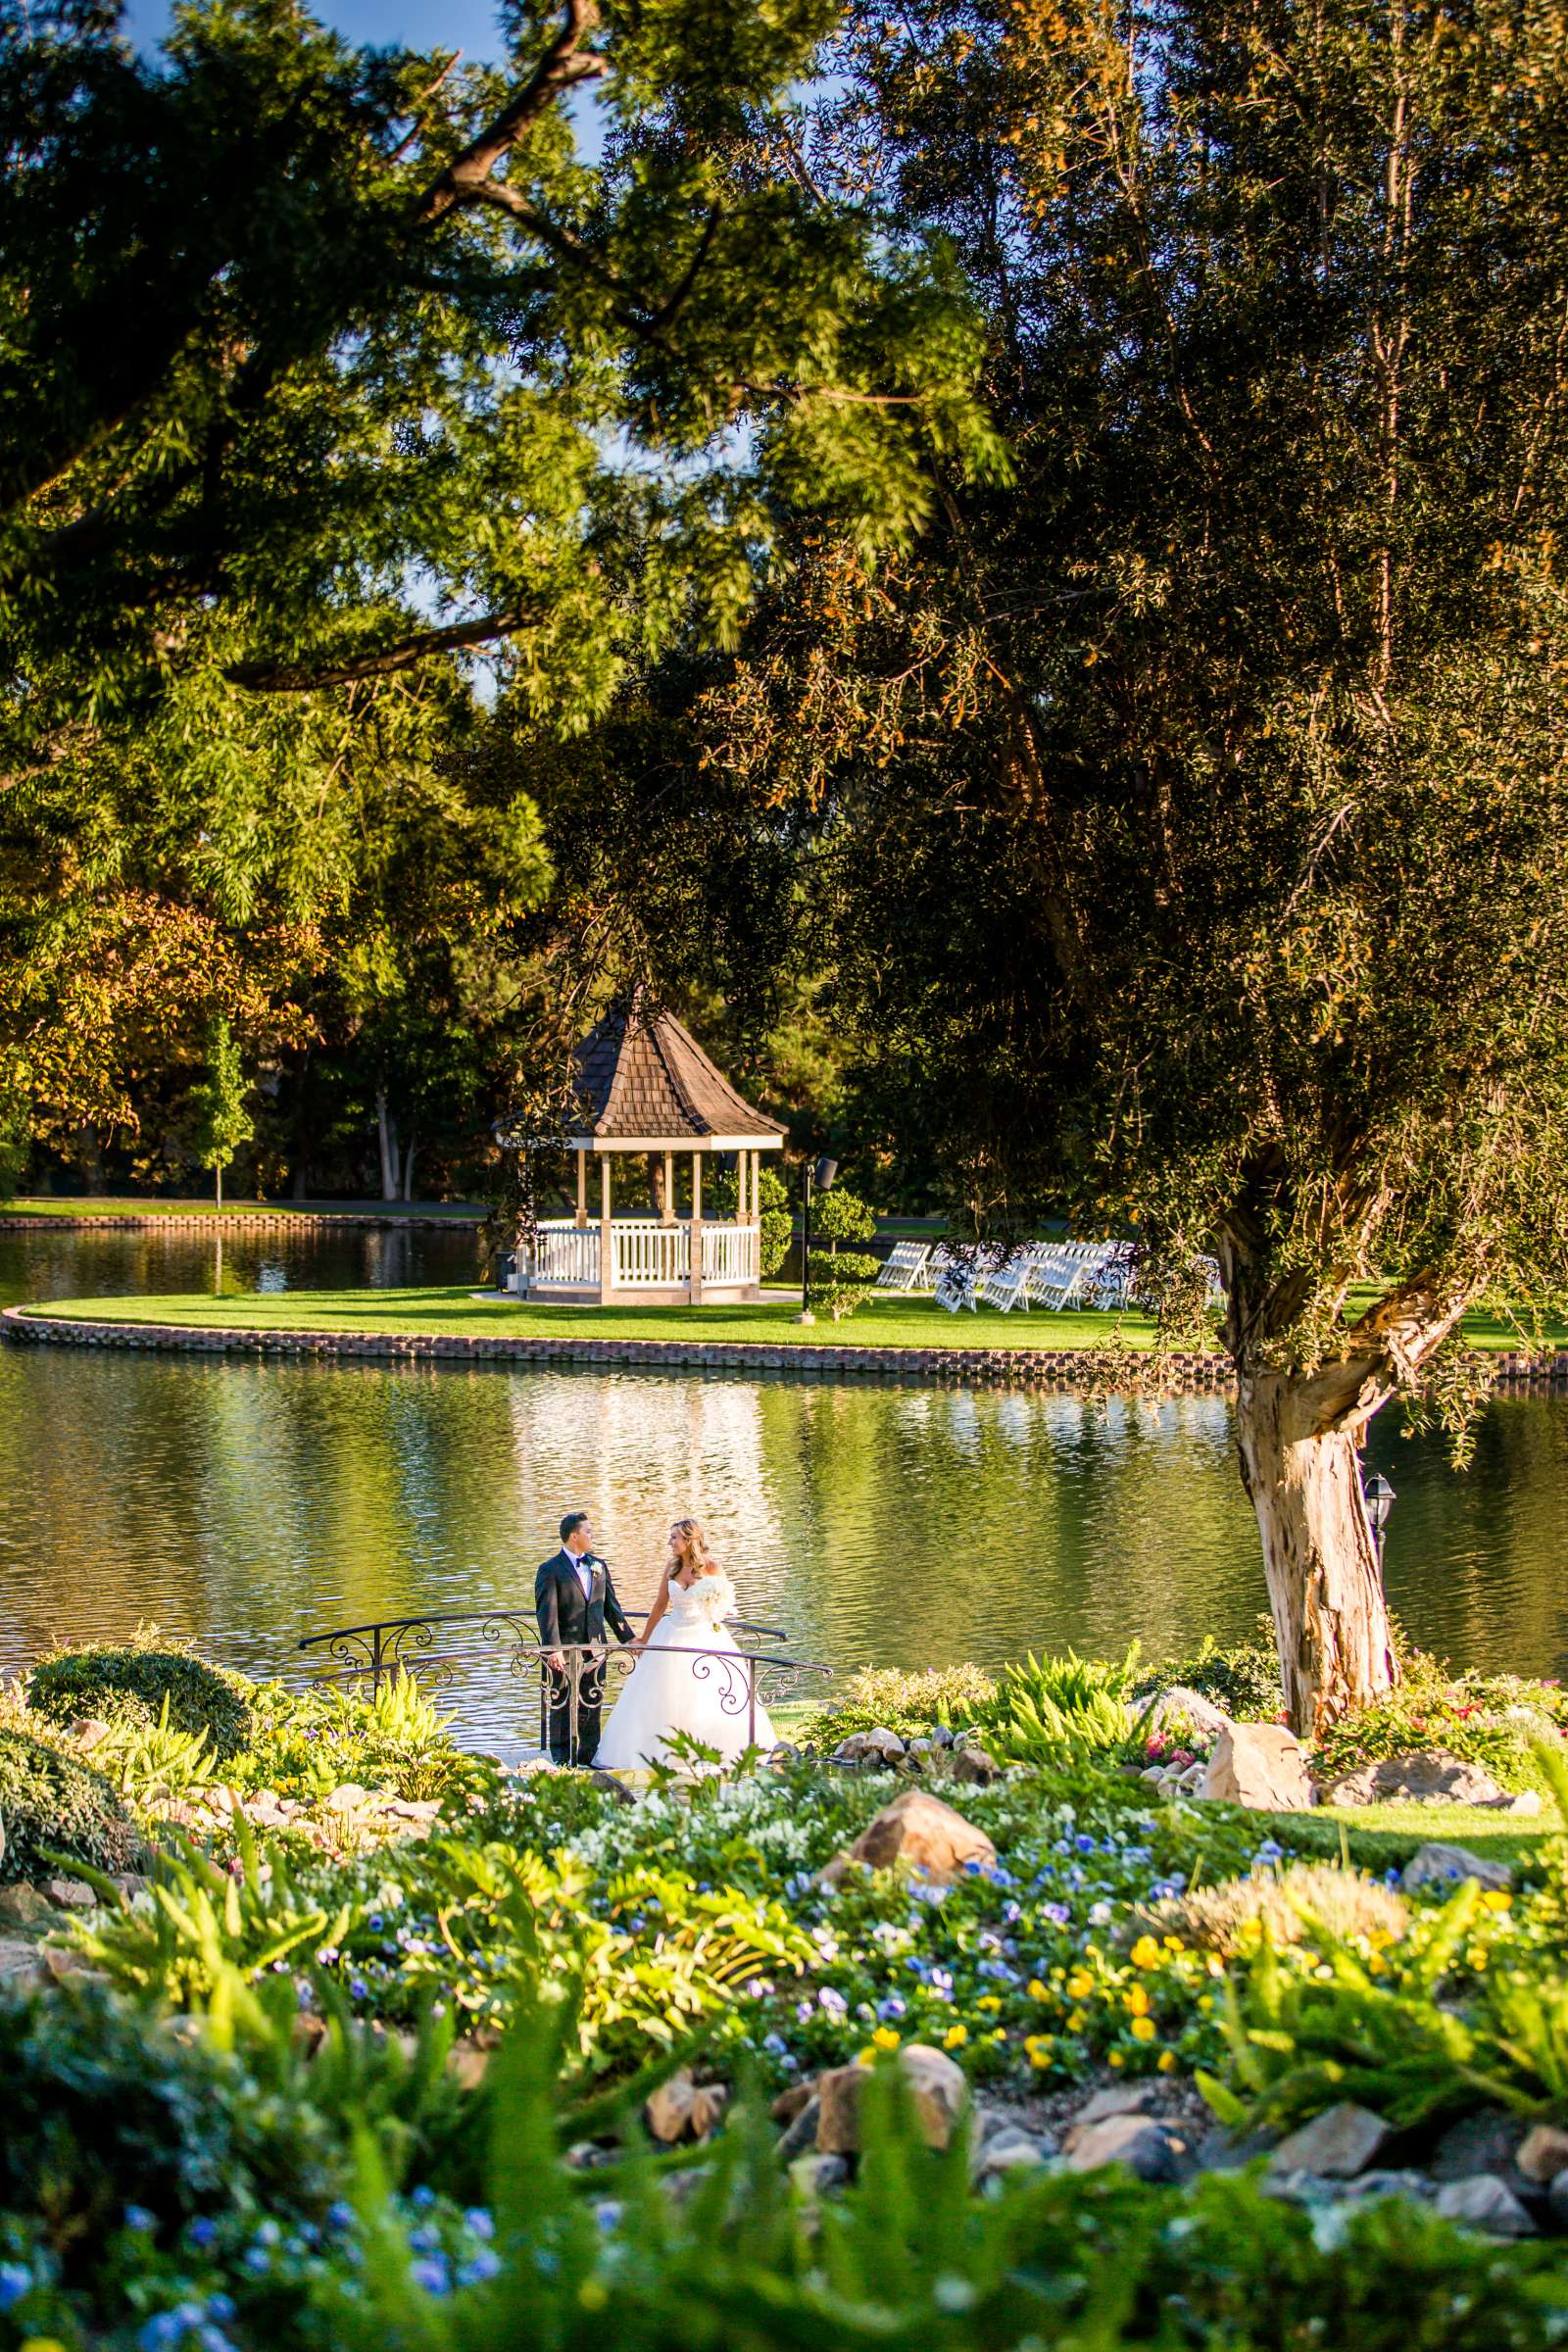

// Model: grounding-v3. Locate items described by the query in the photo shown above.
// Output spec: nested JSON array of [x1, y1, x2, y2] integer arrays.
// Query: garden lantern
[[800, 1155, 839, 1318], [1363, 1470, 1396, 1565]]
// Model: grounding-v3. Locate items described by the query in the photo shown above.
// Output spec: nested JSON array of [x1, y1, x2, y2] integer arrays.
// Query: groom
[[535, 1510, 634, 1765]]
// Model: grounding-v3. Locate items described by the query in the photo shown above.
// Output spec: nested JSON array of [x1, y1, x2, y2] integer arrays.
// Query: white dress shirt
[[567, 1549, 593, 1601]]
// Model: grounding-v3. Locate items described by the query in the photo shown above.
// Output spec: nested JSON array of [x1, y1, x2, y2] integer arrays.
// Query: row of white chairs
[[875, 1237, 1223, 1316]]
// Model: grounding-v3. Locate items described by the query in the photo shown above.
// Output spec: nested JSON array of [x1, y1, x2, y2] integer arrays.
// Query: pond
[[0, 1225, 1564, 1746]]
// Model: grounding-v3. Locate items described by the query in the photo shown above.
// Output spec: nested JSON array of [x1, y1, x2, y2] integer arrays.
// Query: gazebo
[[512, 992, 785, 1305]]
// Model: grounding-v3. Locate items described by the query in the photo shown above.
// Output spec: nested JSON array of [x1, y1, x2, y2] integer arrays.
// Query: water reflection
[[0, 1230, 1562, 1744]]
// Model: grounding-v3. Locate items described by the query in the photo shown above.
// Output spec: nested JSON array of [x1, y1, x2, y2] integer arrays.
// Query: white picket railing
[[525, 1219, 760, 1294]]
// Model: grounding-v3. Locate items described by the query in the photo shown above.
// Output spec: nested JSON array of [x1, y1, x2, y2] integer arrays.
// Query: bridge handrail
[[298, 1607, 789, 1654]]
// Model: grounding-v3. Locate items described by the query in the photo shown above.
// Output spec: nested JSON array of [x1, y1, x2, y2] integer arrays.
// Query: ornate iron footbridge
[[297, 1607, 831, 1755]]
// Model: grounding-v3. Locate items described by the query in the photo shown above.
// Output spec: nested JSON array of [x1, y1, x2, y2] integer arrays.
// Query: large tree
[[705, 0, 1568, 1728]]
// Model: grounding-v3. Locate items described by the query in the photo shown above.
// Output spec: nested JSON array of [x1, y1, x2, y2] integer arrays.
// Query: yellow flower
[[1129, 1936, 1161, 1970], [1124, 1984, 1151, 2017], [1027, 1978, 1051, 2000], [1129, 2015, 1157, 2043], [1157, 2049, 1178, 2074], [1205, 1953, 1226, 1978], [1162, 1935, 1185, 1954], [944, 2023, 969, 2050], [1367, 1927, 1395, 1951], [1066, 2008, 1088, 2034], [1468, 1944, 1490, 1972], [1367, 1954, 1387, 1976], [1106, 2049, 1124, 2069], [1483, 1889, 1513, 1913], [976, 1994, 1004, 2013], [871, 2025, 901, 2051], [1198, 1994, 1215, 2014]]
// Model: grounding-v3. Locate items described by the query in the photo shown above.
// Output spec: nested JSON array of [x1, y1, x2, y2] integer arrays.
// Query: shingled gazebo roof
[[569, 992, 783, 1147]]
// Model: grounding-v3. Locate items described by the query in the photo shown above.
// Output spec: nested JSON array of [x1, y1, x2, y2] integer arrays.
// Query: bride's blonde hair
[[670, 1518, 721, 1579]]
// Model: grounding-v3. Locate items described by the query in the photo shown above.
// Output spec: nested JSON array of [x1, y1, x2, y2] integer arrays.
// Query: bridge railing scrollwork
[[531, 1639, 831, 1759]]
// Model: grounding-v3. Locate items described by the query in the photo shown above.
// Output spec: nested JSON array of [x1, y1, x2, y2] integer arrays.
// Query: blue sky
[[124, 2, 508, 59]]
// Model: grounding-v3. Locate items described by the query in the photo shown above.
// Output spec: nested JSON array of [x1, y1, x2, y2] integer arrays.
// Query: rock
[[1430, 2109, 1526, 2181], [1400, 1843, 1513, 1894], [1269, 2104, 1390, 2180], [771, 2082, 816, 2128], [586, 1769, 637, 1806], [832, 1734, 874, 1763], [949, 1746, 1004, 1788], [790, 2153, 851, 2196], [1140, 1766, 1167, 1787], [1062, 2112, 1196, 2183], [112, 1873, 148, 1903], [69, 1716, 113, 1749], [447, 2041, 491, 2089], [0, 1938, 45, 1982], [906, 1738, 941, 1762], [1069, 2082, 1159, 2131], [815, 2045, 968, 2155], [972, 2129, 1049, 2184], [1517, 2125, 1568, 2185], [1549, 2173, 1568, 2233], [777, 2097, 822, 2160], [1321, 1751, 1519, 1809], [43, 1875, 96, 1911], [1177, 1761, 1207, 1791], [819, 1788, 998, 1888], [1339, 2169, 1435, 2205], [564, 2142, 615, 2171], [1197, 2126, 1279, 2173], [928, 1724, 956, 1748], [1433, 2175, 1538, 2236], [322, 1784, 372, 1814], [1145, 1686, 1235, 1742], [644, 2070, 728, 2146], [1199, 1722, 1315, 1810], [767, 1741, 801, 1766], [0, 1884, 54, 1927], [860, 1727, 907, 1762]]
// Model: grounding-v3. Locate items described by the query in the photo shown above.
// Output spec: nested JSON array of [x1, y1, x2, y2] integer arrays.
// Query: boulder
[[819, 1788, 997, 1888], [1068, 2082, 1159, 2132], [68, 1716, 113, 1749], [971, 2129, 1050, 2186], [1145, 1686, 1235, 1742], [1517, 2124, 1568, 2185], [0, 1883, 54, 1928], [1321, 1750, 1518, 1809], [1430, 2109, 1525, 2180], [1550, 2174, 1568, 2233], [645, 2070, 728, 2146], [789, 2152, 851, 2196], [1062, 2111, 1195, 2183], [322, 1783, 372, 1815], [950, 1746, 1004, 1788], [777, 2097, 823, 2160], [1433, 2175, 1538, 2236], [1199, 1722, 1315, 1811], [0, 1938, 45, 1983], [770, 2082, 815, 2128], [815, 2044, 968, 2155], [43, 1875, 96, 1911], [1399, 1843, 1513, 1894], [1268, 2103, 1390, 2180], [860, 1727, 907, 1762]]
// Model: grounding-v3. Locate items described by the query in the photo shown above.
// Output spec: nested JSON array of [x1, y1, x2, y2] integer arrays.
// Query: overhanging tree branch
[[412, 0, 606, 227], [225, 607, 532, 691]]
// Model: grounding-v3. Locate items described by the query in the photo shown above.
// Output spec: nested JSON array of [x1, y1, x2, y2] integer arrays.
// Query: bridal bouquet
[[690, 1572, 736, 1628]]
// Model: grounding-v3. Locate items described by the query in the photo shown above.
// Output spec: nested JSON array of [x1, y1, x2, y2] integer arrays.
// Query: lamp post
[[1363, 1470, 1396, 1569], [799, 1154, 839, 1323]]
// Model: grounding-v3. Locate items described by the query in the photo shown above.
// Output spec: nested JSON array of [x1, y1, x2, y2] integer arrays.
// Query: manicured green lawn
[[1267, 1797, 1558, 1875], [16, 1286, 1168, 1350], [1, 1197, 484, 1220]]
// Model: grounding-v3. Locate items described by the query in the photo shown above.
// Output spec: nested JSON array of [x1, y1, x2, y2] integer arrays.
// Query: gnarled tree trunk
[[1233, 1365, 1396, 1735]]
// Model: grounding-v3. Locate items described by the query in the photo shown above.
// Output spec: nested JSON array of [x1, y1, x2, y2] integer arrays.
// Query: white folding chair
[[875, 1241, 933, 1294], [975, 1250, 1033, 1312], [1024, 1244, 1086, 1309]]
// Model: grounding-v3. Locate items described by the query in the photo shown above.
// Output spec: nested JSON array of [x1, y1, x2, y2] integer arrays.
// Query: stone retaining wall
[[0, 1210, 481, 1231], [6, 1303, 1568, 1395]]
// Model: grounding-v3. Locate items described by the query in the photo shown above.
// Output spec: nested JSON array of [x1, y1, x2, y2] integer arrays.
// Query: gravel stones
[[1062, 2110, 1197, 2183], [1433, 2176, 1539, 2235], [815, 2044, 969, 2155], [644, 2070, 729, 2146]]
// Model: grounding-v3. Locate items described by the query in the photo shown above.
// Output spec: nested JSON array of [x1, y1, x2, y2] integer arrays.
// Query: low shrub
[[1141, 1617, 1286, 1719], [28, 1642, 253, 1760], [0, 1725, 139, 1883], [229, 1672, 479, 1804], [795, 1662, 997, 1747], [1312, 1652, 1568, 1797], [969, 1645, 1144, 1765], [1127, 1860, 1410, 1955]]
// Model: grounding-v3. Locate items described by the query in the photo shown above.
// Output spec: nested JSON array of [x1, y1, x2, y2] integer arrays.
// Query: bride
[[594, 1519, 775, 1771]]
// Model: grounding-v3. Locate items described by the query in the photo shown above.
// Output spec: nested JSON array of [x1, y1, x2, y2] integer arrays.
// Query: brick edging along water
[[5, 1304, 1567, 1395], [0, 1210, 482, 1232]]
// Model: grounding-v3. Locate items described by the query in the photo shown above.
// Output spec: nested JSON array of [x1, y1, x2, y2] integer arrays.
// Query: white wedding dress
[[595, 1573, 775, 1771]]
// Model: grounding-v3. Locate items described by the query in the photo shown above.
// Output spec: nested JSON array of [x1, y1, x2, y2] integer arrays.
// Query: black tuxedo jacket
[[534, 1549, 633, 1653]]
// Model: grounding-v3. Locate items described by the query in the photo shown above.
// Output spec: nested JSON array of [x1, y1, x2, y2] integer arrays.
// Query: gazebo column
[[599, 1153, 613, 1298], [689, 1151, 704, 1303], [574, 1149, 588, 1230], [662, 1151, 675, 1225], [749, 1150, 760, 1222]]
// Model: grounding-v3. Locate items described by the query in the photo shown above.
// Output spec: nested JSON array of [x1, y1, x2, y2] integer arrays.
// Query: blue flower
[[412, 2257, 451, 2296], [410, 2185, 437, 2212], [368, 1913, 384, 1931], [409, 2226, 441, 2255], [1074, 1834, 1098, 1854], [349, 1977, 368, 2000], [125, 2203, 158, 2234], [1254, 1839, 1285, 1866], [1041, 1901, 1071, 1928], [0, 2265, 31, 2314], [198, 2327, 235, 2352], [818, 1985, 848, 2015], [242, 2248, 270, 2278], [206, 2295, 236, 2325], [762, 2032, 787, 2054], [137, 2315, 181, 2351], [254, 2219, 281, 2247], [876, 1993, 906, 2022], [465, 2208, 495, 2241], [593, 2201, 622, 2233], [458, 2248, 503, 2287], [326, 2200, 357, 2233], [188, 2217, 219, 2250]]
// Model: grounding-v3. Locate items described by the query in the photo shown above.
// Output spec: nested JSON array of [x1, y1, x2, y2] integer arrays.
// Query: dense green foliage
[[0, 1725, 139, 1884], [29, 1645, 254, 1760]]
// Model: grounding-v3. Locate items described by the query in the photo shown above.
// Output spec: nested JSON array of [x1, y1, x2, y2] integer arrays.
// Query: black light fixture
[[799, 1156, 840, 1320], [1363, 1469, 1396, 1564]]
